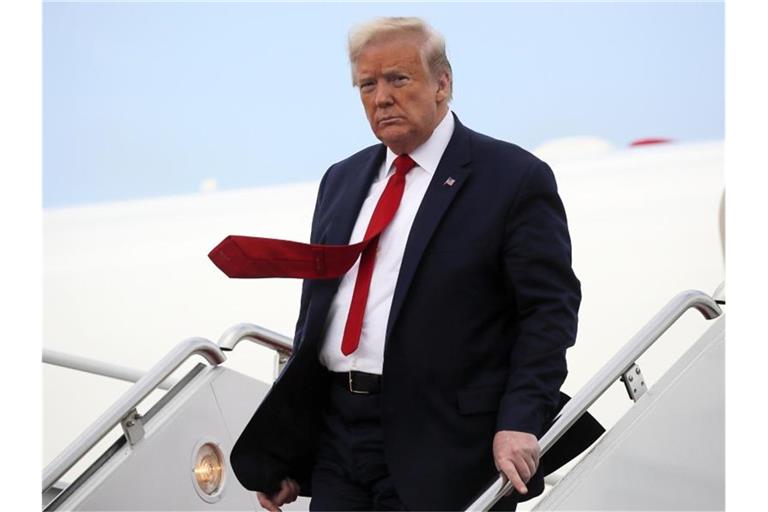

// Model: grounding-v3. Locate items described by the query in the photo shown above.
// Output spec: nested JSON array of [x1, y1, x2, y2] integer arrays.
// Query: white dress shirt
[[319, 112, 455, 374]]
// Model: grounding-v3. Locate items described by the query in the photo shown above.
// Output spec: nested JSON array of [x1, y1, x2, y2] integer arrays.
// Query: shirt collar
[[381, 111, 455, 180]]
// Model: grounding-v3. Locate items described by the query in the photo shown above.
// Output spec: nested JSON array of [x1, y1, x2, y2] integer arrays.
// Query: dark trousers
[[309, 379, 406, 511]]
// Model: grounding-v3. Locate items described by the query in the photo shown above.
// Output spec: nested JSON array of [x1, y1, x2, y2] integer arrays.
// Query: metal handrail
[[42, 337, 226, 492], [465, 289, 722, 511], [217, 322, 294, 356], [43, 349, 179, 391]]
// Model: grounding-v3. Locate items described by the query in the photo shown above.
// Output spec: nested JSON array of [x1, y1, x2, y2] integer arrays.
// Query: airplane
[[42, 135, 724, 510]]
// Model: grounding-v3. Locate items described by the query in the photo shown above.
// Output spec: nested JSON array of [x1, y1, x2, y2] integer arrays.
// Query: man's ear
[[435, 72, 451, 103]]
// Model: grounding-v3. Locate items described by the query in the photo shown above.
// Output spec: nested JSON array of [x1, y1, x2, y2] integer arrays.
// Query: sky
[[43, 1, 724, 208]]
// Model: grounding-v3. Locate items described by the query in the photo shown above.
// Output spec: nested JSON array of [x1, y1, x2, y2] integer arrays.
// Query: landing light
[[192, 442, 225, 502]]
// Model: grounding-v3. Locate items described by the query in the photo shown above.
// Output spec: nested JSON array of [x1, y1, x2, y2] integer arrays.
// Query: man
[[223, 17, 582, 511]]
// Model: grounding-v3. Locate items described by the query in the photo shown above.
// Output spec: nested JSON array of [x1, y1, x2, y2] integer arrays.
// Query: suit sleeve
[[496, 160, 581, 436], [231, 169, 333, 495]]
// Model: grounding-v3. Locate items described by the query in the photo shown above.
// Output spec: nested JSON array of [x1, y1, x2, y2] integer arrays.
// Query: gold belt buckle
[[348, 371, 370, 394]]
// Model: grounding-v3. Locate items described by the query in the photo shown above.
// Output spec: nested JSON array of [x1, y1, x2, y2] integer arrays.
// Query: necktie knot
[[393, 154, 417, 177]]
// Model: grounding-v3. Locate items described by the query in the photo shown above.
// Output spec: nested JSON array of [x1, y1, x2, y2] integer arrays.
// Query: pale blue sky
[[43, 1, 724, 207]]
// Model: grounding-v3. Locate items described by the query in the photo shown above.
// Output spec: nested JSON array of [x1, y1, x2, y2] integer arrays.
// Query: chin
[[377, 130, 413, 153]]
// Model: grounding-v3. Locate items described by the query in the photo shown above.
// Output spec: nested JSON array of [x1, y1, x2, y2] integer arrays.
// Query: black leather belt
[[331, 370, 382, 394]]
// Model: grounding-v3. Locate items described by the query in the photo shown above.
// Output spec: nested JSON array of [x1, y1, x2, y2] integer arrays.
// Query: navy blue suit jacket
[[230, 116, 581, 510]]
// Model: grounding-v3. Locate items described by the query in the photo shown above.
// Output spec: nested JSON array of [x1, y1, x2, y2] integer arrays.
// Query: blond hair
[[348, 17, 453, 100]]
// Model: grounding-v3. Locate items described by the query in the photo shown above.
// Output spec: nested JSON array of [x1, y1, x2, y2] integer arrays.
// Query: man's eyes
[[393, 75, 409, 85], [358, 75, 410, 92]]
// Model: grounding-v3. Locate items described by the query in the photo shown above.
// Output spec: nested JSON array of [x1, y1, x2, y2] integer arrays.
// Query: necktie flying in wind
[[208, 154, 418, 355]]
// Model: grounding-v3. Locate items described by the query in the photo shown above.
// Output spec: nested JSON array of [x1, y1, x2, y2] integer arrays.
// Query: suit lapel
[[302, 144, 386, 351], [324, 145, 386, 245], [385, 117, 473, 340]]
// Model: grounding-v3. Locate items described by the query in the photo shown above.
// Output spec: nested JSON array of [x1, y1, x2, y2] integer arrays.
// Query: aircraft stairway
[[42, 334, 281, 511], [42, 290, 723, 511], [533, 315, 724, 510], [468, 288, 723, 510]]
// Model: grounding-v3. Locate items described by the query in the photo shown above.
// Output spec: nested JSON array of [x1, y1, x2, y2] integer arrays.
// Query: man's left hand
[[492, 430, 540, 495]]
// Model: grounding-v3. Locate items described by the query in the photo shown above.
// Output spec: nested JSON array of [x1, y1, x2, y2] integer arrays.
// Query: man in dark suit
[[228, 17, 581, 511]]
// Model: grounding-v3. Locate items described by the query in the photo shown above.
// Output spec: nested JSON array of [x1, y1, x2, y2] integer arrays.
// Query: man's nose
[[374, 82, 394, 107]]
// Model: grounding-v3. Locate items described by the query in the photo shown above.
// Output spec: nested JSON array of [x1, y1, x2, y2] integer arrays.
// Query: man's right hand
[[256, 478, 300, 512]]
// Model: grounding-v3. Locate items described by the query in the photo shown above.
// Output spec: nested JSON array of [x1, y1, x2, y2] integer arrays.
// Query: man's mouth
[[378, 116, 402, 126]]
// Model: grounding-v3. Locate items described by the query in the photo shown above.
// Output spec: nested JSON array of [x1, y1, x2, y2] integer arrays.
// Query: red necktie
[[208, 154, 418, 355]]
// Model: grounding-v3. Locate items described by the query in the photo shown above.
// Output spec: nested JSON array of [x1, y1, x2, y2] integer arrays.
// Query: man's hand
[[256, 478, 300, 512], [493, 430, 540, 496]]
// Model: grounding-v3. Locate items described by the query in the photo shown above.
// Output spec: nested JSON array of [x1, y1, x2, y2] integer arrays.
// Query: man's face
[[354, 36, 450, 155]]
